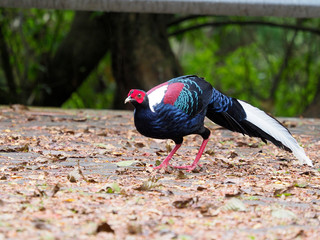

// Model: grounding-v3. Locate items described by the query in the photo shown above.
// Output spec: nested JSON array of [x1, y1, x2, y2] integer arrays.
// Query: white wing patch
[[148, 85, 168, 112], [239, 100, 313, 166]]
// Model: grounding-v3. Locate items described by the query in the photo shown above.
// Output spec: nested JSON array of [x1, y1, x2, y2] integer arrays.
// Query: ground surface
[[0, 105, 319, 240]]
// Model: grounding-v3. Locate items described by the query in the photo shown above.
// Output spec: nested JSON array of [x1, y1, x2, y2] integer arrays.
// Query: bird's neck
[[133, 100, 158, 139], [134, 103, 154, 119], [133, 96, 154, 118]]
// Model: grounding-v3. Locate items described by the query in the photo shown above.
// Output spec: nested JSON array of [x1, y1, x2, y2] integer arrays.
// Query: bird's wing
[[147, 75, 213, 116], [206, 89, 249, 134]]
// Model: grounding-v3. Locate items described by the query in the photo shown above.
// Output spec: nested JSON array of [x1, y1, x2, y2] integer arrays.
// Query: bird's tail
[[206, 97, 313, 166]]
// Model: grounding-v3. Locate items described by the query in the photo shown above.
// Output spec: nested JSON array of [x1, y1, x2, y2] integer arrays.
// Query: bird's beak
[[124, 96, 132, 104]]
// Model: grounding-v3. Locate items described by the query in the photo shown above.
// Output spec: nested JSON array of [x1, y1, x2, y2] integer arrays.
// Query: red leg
[[173, 138, 209, 171], [154, 144, 182, 169]]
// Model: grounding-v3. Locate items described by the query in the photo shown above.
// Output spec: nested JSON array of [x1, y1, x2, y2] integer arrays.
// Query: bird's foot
[[153, 163, 171, 170], [153, 144, 182, 170], [153, 165, 165, 170]]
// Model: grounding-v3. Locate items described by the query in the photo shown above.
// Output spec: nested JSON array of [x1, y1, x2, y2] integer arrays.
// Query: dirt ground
[[0, 105, 319, 240]]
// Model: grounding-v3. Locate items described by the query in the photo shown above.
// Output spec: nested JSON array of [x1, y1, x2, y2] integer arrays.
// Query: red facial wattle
[[128, 89, 145, 104]]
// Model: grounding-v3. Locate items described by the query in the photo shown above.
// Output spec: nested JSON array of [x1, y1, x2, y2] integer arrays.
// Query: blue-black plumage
[[125, 75, 313, 170]]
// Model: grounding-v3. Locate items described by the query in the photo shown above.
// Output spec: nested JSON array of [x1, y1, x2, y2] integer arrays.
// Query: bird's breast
[[133, 105, 206, 140]]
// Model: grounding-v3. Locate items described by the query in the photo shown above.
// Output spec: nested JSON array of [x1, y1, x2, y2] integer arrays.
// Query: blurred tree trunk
[[109, 13, 182, 109], [37, 12, 181, 108], [0, 18, 16, 103], [38, 12, 111, 106]]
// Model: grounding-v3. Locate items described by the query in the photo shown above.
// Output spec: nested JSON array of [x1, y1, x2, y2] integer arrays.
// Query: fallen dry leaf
[[220, 198, 247, 212], [0, 108, 319, 239], [172, 197, 198, 209], [67, 168, 82, 183], [96, 222, 114, 234], [134, 176, 161, 191]]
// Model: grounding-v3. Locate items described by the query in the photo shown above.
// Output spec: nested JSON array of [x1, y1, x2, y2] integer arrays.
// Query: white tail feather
[[239, 100, 313, 166]]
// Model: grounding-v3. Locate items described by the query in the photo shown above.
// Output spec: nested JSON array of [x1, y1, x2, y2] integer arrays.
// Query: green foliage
[[0, 8, 74, 104], [1, 10, 319, 114], [0, 9, 114, 109], [170, 16, 320, 116], [62, 53, 115, 109]]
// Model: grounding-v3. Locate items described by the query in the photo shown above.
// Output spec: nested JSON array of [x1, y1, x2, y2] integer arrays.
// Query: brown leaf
[[64, 130, 75, 134], [86, 177, 98, 183], [34, 186, 47, 197], [228, 151, 238, 159], [67, 168, 82, 183], [205, 149, 215, 156], [0, 144, 29, 153], [220, 198, 247, 212], [33, 219, 48, 230], [299, 170, 316, 176], [176, 170, 188, 180], [172, 197, 198, 209], [97, 132, 108, 137], [0, 175, 8, 180], [155, 150, 167, 156], [72, 117, 87, 122], [273, 184, 294, 197], [96, 222, 114, 234], [111, 151, 123, 156], [49, 154, 67, 161], [197, 186, 207, 191], [123, 141, 132, 148], [225, 187, 241, 198], [115, 168, 131, 175], [34, 156, 51, 164], [292, 230, 306, 238], [9, 166, 24, 171], [165, 142, 172, 152], [224, 178, 241, 184], [51, 183, 61, 197], [237, 141, 249, 147], [127, 223, 143, 235], [10, 104, 29, 111], [191, 165, 203, 173], [134, 142, 145, 148], [158, 189, 174, 196], [199, 204, 220, 217], [282, 120, 297, 128], [99, 182, 121, 193], [134, 176, 160, 191], [199, 204, 212, 214]]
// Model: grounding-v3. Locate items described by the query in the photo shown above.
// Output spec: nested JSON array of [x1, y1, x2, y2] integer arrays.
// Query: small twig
[[167, 15, 211, 27], [77, 159, 88, 182], [269, 28, 298, 100]]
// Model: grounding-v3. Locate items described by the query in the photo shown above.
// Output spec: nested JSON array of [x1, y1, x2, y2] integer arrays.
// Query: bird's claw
[[153, 163, 172, 170]]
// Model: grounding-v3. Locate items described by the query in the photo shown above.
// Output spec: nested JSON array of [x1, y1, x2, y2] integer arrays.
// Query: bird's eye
[[138, 93, 142, 98]]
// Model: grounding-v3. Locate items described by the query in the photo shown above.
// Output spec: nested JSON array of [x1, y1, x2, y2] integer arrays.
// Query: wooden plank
[[1, 0, 320, 18]]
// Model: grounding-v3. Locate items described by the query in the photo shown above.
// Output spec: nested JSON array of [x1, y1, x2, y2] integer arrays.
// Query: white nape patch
[[148, 85, 168, 112], [239, 100, 313, 166]]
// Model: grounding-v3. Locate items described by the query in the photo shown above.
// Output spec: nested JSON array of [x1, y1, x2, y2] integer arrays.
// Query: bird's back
[[147, 75, 213, 116]]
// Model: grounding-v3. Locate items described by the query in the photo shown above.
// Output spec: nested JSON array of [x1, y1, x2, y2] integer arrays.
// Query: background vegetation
[[0, 9, 319, 117]]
